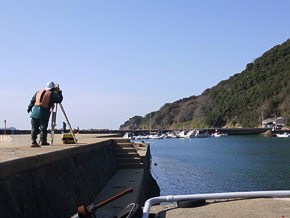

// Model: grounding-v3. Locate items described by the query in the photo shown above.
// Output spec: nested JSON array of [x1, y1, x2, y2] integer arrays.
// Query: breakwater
[[117, 128, 270, 136], [0, 137, 160, 218], [0, 128, 270, 136]]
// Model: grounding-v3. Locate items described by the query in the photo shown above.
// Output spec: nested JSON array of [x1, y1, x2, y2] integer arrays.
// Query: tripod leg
[[59, 103, 77, 143], [50, 104, 57, 145]]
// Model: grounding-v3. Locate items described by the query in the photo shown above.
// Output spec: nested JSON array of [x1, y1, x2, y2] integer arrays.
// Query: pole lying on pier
[[78, 187, 133, 218], [142, 190, 290, 218]]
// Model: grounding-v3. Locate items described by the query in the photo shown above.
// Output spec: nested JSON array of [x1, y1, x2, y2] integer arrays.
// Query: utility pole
[[4, 120, 6, 135]]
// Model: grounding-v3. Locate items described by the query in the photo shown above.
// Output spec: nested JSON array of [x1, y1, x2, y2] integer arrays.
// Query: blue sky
[[1, 1, 289, 130]]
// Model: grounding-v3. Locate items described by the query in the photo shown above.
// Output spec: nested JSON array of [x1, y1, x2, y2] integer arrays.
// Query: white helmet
[[46, 81, 55, 90]]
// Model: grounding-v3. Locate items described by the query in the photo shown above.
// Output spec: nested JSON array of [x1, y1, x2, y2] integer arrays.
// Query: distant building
[[262, 117, 286, 130]]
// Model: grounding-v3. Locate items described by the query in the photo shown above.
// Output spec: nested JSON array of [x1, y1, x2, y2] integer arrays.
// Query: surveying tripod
[[50, 84, 77, 145]]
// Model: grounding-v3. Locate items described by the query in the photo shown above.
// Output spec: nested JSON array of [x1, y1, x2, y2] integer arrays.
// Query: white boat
[[276, 132, 290, 137], [135, 135, 142, 140], [195, 130, 205, 138], [123, 132, 130, 138], [212, 132, 222, 137], [212, 132, 228, 137], [162, 133, 171, 139], [148, 134, 164, 139], [177, 130, 187, 138], [123, 132, 135, 140], [186, 130, 196, 138], [164, 132, 174, 139], [174, 132, 180, 138], [212, 130, 228, 137], [141, 135, 150, 139], [147, 131, 163, 139], [165, 132, 179, 139], [178, 130, 195, 138]]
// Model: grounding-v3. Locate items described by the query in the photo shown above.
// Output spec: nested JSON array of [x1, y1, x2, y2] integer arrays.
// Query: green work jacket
[[28, 90, 63, 120]]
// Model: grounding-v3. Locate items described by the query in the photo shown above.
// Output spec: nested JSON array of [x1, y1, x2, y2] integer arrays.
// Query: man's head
[[46, 81, 55, 91]]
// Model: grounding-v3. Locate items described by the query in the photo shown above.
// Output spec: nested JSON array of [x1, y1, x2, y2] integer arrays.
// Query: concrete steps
[[113, 139, 143, 169], [117, 157, 142, 164], [114, 147, 136, 153], [117, 162, 144, 169], [114, 142, 134, 148], [112, 138, 131, 143], [115, 152, 140, 158]]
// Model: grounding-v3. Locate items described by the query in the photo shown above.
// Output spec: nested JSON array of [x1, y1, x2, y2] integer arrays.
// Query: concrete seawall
[[0, 135, 160, 218]]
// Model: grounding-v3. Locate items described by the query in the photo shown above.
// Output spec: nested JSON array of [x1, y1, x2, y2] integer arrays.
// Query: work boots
[[41, 141, 50, 146], [31, 140, 41, 148]]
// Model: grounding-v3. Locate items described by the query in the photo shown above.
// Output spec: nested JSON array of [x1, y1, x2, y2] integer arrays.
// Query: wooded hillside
[[120, 39, 290, 130]]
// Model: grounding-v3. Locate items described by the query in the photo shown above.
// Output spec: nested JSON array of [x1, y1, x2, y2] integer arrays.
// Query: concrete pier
[[0, 134, 160, 218], [1, 133, 290, 218]]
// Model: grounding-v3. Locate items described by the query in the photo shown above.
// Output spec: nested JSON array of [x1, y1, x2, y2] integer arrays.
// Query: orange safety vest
[[35, 89, 51, 108]]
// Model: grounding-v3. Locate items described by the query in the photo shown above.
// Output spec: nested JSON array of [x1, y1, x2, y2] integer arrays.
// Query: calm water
[[142, 135, 290, 196]]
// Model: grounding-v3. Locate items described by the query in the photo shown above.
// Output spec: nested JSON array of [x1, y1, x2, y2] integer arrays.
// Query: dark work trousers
[[31, 118, 49, 143]]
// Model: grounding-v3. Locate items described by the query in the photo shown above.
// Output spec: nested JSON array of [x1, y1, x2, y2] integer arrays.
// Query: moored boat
[[276, 132, 290, 137], [212, 131, 228, 137], [123, 132, 135, 140], [195, 130, 205, 138]]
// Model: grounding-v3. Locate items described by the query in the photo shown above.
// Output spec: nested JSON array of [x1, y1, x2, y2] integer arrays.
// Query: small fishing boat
[[212, 129, 228, 137], [178, 130, 195, 138], [212, 132, 228, 137], [195, 130, 204, 138], [276, 132, 290, 137], [186, 130, 196, 138], [123, 132, 135, 140], [148, 132, 164, 139], [212, 132, 222, 137]]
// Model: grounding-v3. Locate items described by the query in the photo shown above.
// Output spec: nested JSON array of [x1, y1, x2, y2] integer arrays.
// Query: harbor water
[[142, 135, 290, 196]]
